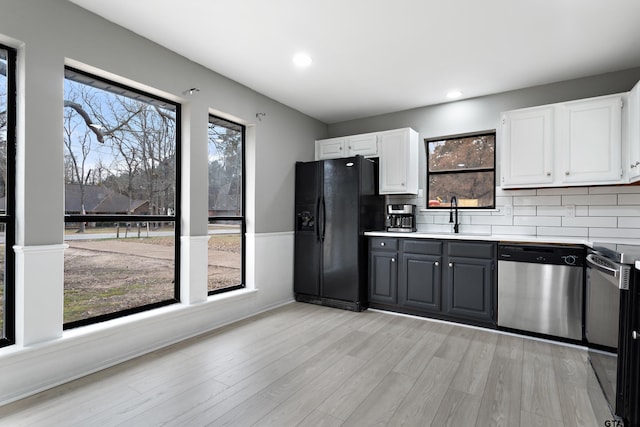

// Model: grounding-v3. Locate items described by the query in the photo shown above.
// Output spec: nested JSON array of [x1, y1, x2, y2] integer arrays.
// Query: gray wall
[[329, 67, 640, 138], [0, 0, 326, 238], [328, 67, 640, 182]]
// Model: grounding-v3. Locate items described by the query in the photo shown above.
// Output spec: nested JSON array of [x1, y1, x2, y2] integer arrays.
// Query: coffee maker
[[385, 204, 417, 232]]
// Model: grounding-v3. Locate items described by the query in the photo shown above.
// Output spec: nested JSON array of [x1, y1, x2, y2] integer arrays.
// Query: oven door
[[620, 262, 640, 425]]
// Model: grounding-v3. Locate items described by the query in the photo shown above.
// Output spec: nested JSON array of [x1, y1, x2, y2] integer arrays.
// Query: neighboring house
[[208, 183, 240, 217], [65, 183, 149, 215]]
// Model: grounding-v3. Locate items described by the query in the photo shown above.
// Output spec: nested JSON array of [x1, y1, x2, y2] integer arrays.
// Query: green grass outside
[[64, 282, 149, 323]]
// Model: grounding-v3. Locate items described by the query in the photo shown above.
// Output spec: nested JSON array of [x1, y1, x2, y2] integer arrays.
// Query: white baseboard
[[0, 232, 295, 406]]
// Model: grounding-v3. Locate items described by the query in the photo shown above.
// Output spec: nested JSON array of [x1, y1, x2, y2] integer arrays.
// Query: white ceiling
[[69, 0, 640, 124]]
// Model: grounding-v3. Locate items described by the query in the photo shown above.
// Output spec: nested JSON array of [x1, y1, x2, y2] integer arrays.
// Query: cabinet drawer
[[402, 239, 442, 255], [447, 241, 496, 259], [370, 237, 398, 251]]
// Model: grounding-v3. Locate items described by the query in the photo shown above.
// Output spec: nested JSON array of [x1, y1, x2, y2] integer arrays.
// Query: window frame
[[426, 130, 496, 210], [207, 114, 245, 296], [62, 66, 181, 329], [0, 44, 16, 348]]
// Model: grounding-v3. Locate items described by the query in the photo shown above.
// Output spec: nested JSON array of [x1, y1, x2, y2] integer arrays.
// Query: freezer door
[[294, 230, 321, 296], [294, 161, 321, 297], [322, 157, 360, 302]]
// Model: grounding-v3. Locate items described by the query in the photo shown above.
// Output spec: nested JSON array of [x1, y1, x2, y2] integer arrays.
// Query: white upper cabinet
[[345, 133, 378, 157], [315, 137, 346, 160], [628, 81, 640, 182], [500, 93, 624, 189], [379, 128, 419, 194], [559, 94, 623, 185], [501, 106, 554, 187], [315, 133, 378, 160], [316, 128, 419, 194]]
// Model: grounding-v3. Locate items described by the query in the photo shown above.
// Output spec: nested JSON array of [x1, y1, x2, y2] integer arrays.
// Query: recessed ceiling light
[[446, 90, 463, 99], [292, 52, 312, 68]]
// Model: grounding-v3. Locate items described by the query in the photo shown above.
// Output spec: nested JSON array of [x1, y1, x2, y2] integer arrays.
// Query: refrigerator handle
[[321, 196, 327, 241], [315, 197, 321, 242]]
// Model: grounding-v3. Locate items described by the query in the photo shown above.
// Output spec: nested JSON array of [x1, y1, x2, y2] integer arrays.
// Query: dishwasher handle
[[586, 253, 619, 278]]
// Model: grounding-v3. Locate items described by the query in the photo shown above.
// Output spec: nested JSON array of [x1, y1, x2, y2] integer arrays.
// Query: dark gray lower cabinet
[[369, 238, 398, 305], [399, 240, 442, 313], [368, 237, 496, 328], [445, 241, 496, 325], [445, 256, 494, 324]]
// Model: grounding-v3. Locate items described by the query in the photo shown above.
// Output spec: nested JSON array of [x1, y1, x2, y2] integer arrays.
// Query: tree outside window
[[63, 67, 180, 328], [0, 45, 16, 346], [427, 132, 496, 209], [207, 116, 244, 294]]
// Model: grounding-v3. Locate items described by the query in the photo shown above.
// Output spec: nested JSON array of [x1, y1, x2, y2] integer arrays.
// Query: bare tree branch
[[63, 100, 104, 143]]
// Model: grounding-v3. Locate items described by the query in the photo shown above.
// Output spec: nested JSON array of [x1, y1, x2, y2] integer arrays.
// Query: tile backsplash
[[386, 185, 640, 243]]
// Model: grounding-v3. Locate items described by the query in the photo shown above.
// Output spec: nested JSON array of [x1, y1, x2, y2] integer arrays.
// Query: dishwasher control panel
[[498, 244, 584, 266]]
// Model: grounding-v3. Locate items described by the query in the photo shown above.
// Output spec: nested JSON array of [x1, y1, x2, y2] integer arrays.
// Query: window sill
[[61, 288, 258, 340]]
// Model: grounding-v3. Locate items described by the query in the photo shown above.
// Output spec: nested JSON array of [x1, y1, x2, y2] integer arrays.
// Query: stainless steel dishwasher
[[497, 244, 584, 340]]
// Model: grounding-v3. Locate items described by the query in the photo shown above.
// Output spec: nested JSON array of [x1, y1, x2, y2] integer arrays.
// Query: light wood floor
[[0, 302, 613, 426]]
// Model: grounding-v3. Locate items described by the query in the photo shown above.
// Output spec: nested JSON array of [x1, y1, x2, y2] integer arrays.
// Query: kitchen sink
[[415, 231, 492, 237]]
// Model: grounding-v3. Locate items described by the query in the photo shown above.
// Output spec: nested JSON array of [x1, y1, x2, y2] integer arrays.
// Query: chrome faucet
[[449, 196, 459, 233]]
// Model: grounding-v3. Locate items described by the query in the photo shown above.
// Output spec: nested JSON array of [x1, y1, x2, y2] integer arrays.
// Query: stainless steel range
[[586, 244, 640, 424]]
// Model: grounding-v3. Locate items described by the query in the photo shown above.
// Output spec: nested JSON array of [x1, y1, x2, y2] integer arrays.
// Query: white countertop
[[365, 231, 593, 246]]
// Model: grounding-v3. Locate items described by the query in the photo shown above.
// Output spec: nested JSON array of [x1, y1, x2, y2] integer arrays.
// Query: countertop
[[365, 231, 593, 246]]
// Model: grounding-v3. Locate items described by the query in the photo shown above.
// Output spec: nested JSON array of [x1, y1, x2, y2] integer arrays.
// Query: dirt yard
[[63, 235, 241, 324]]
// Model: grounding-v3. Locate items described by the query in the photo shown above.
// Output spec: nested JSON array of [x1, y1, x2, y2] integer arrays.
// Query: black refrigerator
[[294, 156, 384, 311]]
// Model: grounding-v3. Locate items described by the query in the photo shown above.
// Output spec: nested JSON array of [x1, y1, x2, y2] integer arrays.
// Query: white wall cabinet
[[315, 133, 378, 160], [559, 95, 623, 184], [315, 137, 347, 159], [379, 128, 419, 194], [345, 133, 378, 157], [628, 81, 640, 182], [501, 94, 624, 188], [315, 127, 419, 194], [501, 106, 554, 187]]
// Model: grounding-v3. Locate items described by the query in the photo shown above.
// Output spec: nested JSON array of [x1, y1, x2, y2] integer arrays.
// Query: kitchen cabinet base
[[368, 302, 497, 330], [294, 293, 366, 312]]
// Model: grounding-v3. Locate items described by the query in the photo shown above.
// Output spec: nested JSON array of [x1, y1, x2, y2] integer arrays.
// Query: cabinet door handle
[[380, 242, 385, 246], [546, 171, 551, 176], [565, 171, 570, 176], [449, 262, 453, 268], [434, 261, 439, 267], [391, 258, 395, 263], [633, 331, 638, 340]]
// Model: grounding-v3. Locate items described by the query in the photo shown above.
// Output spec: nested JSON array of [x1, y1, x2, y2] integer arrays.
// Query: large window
[[208, 115, 244, 294], [0, 45, 16, 347], [63, 67, 180, 328], [426, 131, 496, 209]]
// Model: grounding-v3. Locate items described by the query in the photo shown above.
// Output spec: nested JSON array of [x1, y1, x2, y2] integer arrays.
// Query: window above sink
[[426, 131, 496, 209]]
